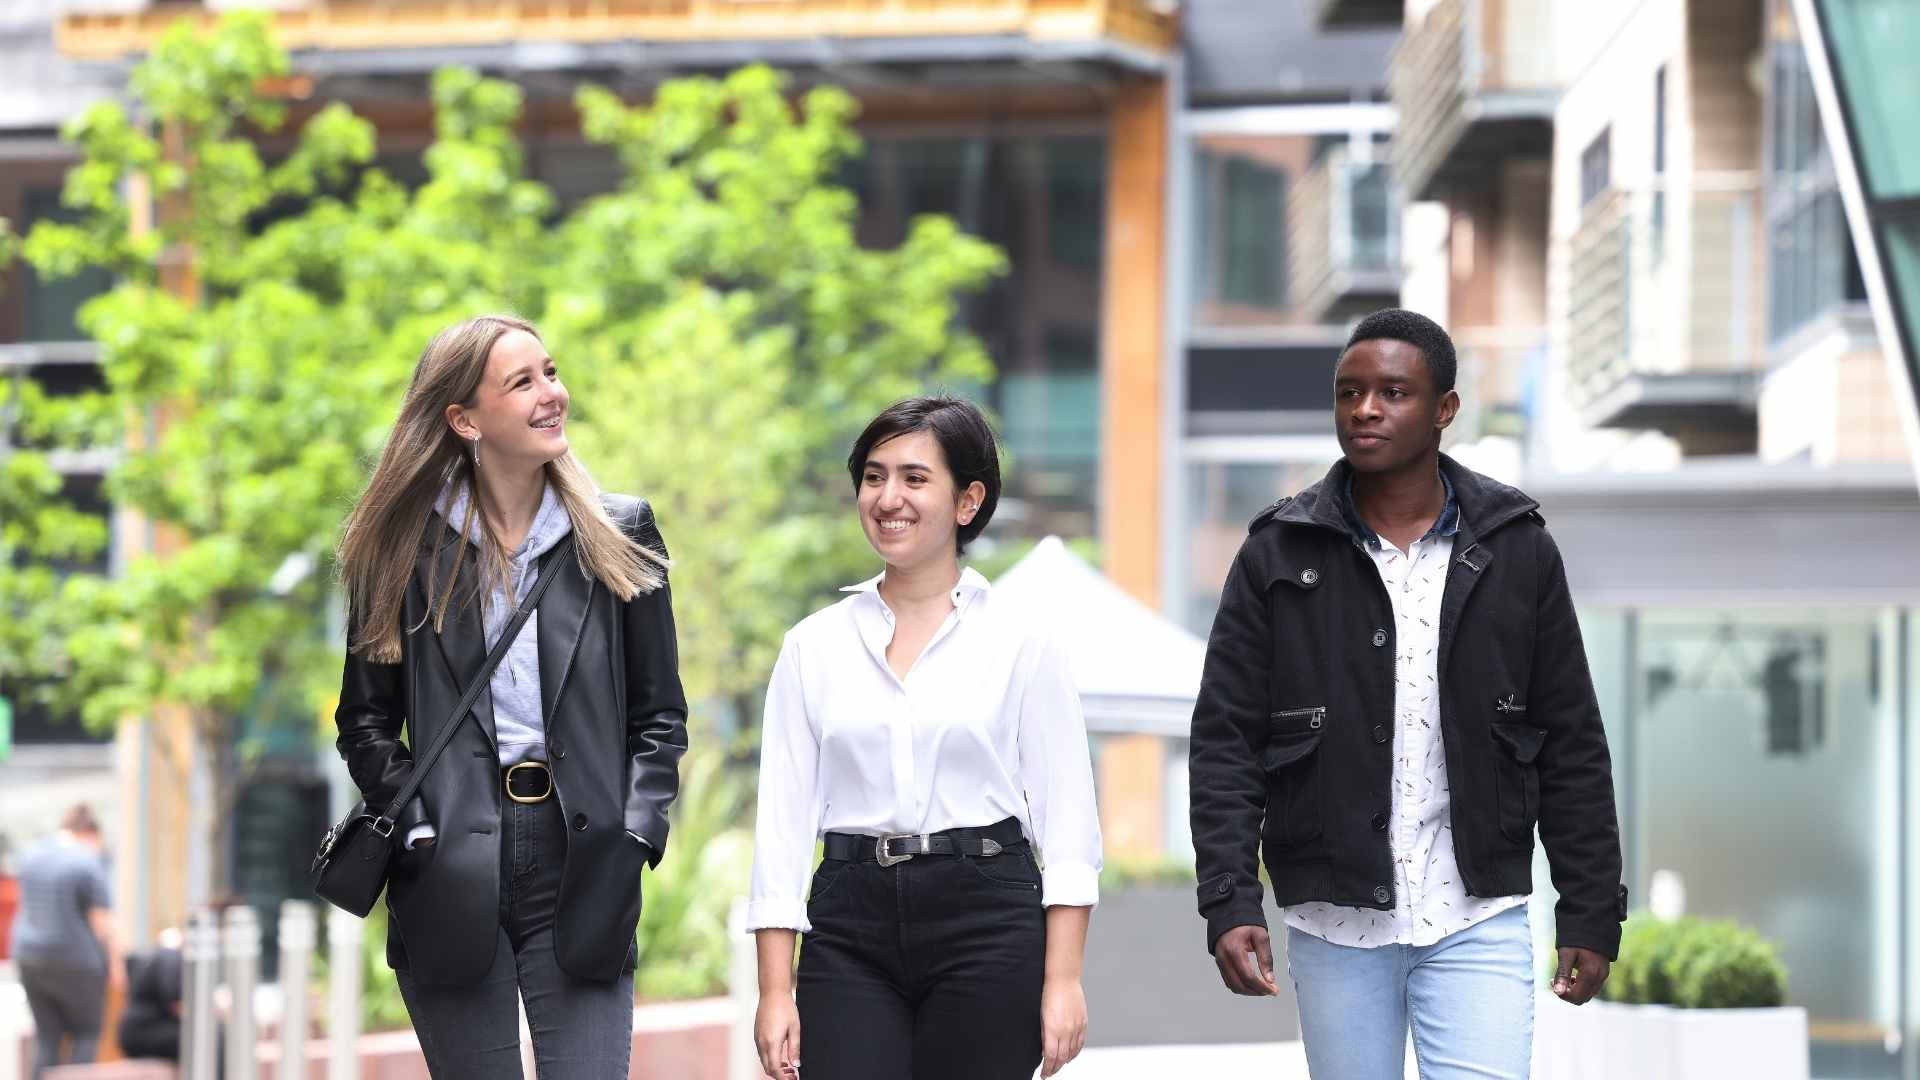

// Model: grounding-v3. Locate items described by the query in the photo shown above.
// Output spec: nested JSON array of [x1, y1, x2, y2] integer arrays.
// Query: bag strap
[[372, 533, 577, 834]]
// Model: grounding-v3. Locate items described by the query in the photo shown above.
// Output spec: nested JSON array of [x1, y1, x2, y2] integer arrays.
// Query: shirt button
[[1373, 885, 1392, 904], [1372, 630, 1389, 647], [1371, 812, 1388, 832], [1371, 725, 1389, 744]]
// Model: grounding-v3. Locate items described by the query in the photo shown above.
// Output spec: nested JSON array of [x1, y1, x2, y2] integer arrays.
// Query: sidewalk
[[1072, 1042, 1314, 1078]]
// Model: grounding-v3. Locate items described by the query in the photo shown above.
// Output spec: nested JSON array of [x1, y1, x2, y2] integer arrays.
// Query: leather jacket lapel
[[419, 531, 497, 751], [537, 548, 594, 728]]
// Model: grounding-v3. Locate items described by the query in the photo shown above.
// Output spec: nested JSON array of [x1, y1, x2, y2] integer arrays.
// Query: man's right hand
[[1212, 924, 1277, 996]]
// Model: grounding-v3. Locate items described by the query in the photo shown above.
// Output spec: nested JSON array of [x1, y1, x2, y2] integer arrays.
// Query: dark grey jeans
[[18, 961, 106, 1080], [396, 795, 636, 1079]]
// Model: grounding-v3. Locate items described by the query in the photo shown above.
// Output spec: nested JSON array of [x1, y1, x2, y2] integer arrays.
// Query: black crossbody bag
[[310, 535, 575, 917]]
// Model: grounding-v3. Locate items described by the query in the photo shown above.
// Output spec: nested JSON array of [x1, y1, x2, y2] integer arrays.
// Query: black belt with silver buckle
[[824, 816, 1026, 868], [503, 761, 553, 804]]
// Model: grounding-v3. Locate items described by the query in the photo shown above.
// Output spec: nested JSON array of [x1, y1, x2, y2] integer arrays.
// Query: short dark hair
[[847, 396, 1002, 555], [1342, 308, 1458, 395]]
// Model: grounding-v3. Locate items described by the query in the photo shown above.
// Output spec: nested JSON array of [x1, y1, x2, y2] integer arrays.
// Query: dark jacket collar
[[1254, 453, 1541, 543]]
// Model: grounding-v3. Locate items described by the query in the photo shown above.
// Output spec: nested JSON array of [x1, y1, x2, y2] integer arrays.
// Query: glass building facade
[[847, 129, 1108, 544]]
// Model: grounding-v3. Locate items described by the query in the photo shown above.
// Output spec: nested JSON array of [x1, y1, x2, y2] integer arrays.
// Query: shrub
[[1673, 923, 1787, 1008], [1603, 913, 1787, 1009]]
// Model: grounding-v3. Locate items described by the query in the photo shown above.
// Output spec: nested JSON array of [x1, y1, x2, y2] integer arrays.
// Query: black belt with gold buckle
[[504, 761, 553, 804]]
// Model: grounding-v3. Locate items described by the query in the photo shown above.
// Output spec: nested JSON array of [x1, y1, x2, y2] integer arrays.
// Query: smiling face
[[857, 430, 987, 572], [444, 329, 570, 469], [1333, 337, 1459, 475]]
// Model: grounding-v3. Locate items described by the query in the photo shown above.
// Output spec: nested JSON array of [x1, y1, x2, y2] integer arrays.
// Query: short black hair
[[1342, 308, 1457, 395], [847, 396, 1002, 555]]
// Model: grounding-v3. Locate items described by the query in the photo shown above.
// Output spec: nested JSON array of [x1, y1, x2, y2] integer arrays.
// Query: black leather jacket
[[1189, 457, 1626, 960], [334, 495, 688, 985]]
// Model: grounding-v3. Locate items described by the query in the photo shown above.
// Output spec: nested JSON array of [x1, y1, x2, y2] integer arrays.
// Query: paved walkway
[[1072, 1042, 1315, 1078]]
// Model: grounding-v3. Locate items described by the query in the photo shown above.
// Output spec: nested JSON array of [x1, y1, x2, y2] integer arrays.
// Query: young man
[[1188, 310, 1625, 1078]]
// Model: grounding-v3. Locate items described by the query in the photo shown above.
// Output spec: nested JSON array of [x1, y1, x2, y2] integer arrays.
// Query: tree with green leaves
[[0, 11, 1001, 909]]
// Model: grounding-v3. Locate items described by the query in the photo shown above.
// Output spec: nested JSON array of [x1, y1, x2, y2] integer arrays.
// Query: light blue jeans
[[1286, 904, 1534, 1080]]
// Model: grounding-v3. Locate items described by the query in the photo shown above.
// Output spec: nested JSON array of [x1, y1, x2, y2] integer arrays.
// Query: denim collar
[[1339, 469, 1459, 550]]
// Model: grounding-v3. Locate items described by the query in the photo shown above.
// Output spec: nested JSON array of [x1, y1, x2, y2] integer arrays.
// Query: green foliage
[[310, 903, 411, 1033], [633, 749, 753, 1000], [555, 65, 1003, 707], [0, 14, 1002, 896], [1603, 914, 1788, 1009]]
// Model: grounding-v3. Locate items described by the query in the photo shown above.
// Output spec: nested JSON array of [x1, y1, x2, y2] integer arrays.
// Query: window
[[1812, 0, 1920, 396], [850, 132, 1107, 542], [1579, 128, 1612, 210], [19, 187, 113, 342], [1191, 136, 1303, 327], [1765, 18, 1870, 343], [1219, 156, 1286, 308]]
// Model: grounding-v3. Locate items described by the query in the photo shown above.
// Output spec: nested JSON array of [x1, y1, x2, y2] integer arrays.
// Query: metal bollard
[[278, 901, 317, 1080], [326, 905, 363, 1080], [728, 898, 758, 1080], [182, 909, 220, 1080], [223, 906, 260, 1080]]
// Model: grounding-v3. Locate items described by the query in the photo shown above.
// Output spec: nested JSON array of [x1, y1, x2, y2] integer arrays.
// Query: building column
[[1100, 75, 1170, 606], [1098, 76, 1172, 860]]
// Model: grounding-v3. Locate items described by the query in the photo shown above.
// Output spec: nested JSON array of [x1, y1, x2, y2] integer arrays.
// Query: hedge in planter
[[1602, 914, 1787, 1009]]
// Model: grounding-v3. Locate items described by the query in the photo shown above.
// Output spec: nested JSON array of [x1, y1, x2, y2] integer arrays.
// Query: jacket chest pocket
[[1263, 707, 1327, 847], [1490, 704, 1545, 845]]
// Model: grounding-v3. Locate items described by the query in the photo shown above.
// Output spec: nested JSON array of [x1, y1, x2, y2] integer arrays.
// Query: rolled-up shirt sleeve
[[746, 633, 819, 932], [1017, 632, 1102, 908]]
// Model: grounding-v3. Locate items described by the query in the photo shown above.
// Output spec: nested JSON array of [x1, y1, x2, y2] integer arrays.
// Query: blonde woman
[[333, 314, 687, 1078]]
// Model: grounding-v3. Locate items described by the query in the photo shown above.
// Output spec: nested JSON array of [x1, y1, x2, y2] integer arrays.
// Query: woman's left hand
[[1039, 975, 1088, 1077]]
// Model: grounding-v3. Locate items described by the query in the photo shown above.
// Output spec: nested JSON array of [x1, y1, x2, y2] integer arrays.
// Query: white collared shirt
[[745, 567, 1103, 933], [1284, 530, 1526, 948]]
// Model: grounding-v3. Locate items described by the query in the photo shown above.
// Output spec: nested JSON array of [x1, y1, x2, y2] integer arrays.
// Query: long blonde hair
[[336, 314, 667, 662]]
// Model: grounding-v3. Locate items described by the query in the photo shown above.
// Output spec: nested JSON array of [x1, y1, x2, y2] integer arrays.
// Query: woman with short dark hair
[[748, 396, 1102, 1080]]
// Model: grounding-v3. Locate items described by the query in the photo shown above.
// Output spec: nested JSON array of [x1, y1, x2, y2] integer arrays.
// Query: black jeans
[[796, 828, 1046, 1080], [396, 795, 636, 1079]]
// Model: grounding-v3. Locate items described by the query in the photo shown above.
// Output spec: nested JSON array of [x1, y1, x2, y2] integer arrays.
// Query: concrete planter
[[1536, 996, 1809, 1080]]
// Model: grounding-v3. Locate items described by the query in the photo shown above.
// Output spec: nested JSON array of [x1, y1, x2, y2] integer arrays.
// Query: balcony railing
[[1564, 175, 1766, 442], [1288, 147, 1401, 322], [1387, 0, 1554, 201], [57, 0, 1177, 67]]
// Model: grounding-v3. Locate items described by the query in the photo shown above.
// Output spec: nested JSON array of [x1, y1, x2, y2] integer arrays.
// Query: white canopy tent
[[992, 536, 1206, 738]]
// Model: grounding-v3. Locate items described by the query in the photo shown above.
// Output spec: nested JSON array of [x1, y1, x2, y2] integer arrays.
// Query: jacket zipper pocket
[[1272, 706, 1327, 730], [1495, 694, 1528, 714]]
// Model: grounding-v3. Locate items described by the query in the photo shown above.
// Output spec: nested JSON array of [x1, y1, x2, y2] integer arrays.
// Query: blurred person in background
[[12, 803, 122, 1079], [116, 925, 185, 1064], [333, 314, 688, 1078], [1190, 310, 1626, 1079], [748, 397, 1102, 1080]]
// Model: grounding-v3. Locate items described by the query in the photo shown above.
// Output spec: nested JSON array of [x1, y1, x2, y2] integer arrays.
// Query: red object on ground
[[0, 873, 18, 960]]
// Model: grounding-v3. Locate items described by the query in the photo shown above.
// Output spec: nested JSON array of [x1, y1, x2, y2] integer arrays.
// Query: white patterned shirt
[[1284, 490, 1527, 948]]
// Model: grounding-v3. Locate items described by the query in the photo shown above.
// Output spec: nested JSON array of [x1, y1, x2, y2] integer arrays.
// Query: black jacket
[[335, 495, 688, 985], [1189, 457, 1626, 959]]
